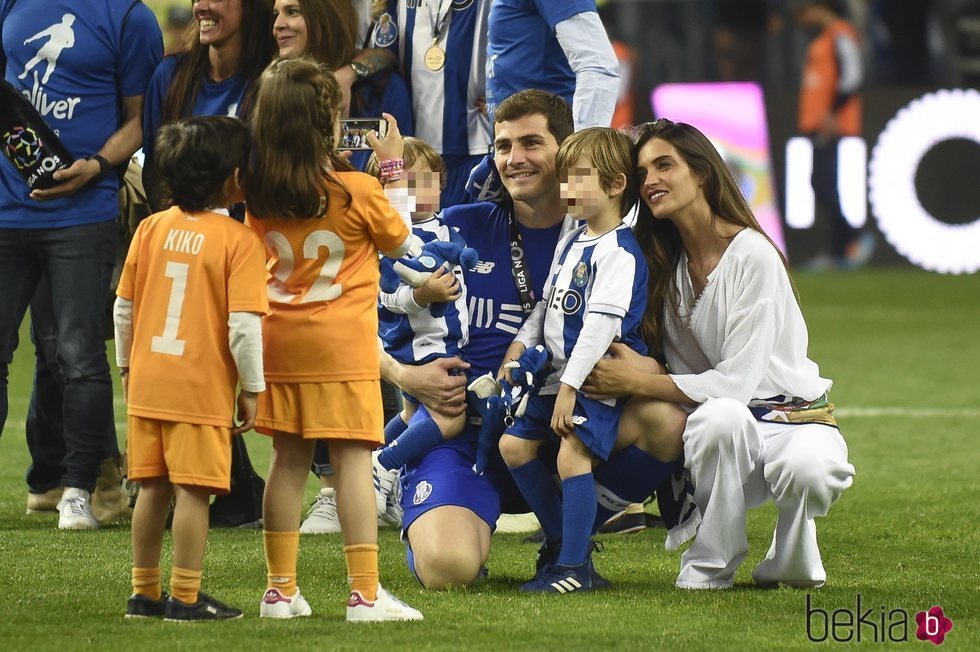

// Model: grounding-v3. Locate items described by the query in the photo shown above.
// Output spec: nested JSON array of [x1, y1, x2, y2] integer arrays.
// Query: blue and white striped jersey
[[541, 223, 648, 390], [379, 215, 470, 365], [372, 0, 491, 156]]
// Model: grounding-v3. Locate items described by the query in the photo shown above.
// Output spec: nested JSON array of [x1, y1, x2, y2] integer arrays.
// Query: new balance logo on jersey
[[473, 261, 495, 274]]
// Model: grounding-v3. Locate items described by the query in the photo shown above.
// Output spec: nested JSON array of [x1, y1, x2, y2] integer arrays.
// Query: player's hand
[[30, 158, 102, 202], [120, 369, 129, 402], [400, 356, 469, 416], [365, 112, 403, 161], [413, 266, 461, 306], [496, 341, 527, 384], [233, 390, 258, 435], [474, 96, 487, 117], [550, 384, 577, 438], [582, 342, 662, 400]]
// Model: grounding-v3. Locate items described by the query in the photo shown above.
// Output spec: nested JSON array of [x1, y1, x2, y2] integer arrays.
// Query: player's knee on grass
[[413, 540, 485, 590], [498, 433, 540, 468]]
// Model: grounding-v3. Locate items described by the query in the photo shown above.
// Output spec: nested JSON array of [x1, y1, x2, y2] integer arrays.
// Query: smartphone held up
[[339, 117, 387, 151]]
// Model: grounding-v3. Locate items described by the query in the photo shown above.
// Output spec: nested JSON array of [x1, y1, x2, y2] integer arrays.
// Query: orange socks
[[264, 530, 299, 596], [345, 543, 379, 601], [131, 566, 162, 601], [170, 566, 202, 605]]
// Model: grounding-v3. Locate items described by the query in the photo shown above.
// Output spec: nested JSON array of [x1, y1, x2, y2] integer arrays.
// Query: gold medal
[[424, 44, 446, 71]]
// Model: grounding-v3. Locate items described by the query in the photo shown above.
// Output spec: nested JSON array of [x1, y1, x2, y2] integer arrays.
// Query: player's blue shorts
[[399, 411, 530, 535], [505, 393, 624, 461]]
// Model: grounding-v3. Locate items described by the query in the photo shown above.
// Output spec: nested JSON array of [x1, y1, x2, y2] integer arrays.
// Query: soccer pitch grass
[[0, 268, 977, 650]]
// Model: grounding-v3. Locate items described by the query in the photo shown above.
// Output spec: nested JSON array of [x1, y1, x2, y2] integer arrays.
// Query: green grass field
[[0, 268, 978, 650]]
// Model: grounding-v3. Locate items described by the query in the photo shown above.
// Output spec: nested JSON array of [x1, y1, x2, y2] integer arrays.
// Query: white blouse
[[664, 229, 832, 405]]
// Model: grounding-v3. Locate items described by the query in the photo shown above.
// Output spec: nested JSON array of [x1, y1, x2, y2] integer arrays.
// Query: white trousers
[[677, 398, 855, 589]]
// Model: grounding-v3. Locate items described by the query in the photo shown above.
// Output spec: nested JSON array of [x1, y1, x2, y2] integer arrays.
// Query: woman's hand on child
[[582, 342, 662, 400], [414, 266, 461, 306], [234, 390, 258, 435], [366, 112, 403, 161]]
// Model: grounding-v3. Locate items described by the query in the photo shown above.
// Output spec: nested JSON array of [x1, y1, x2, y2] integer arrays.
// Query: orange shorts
[[126, 415, 232, 493], [255, 380, 383, 444]]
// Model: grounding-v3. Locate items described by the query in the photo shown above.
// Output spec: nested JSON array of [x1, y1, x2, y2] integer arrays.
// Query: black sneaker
[[164, 592, 243, 622], [522, 530, 545, 544], [125, 592, 169, 618], [598, 508, 647, 534]]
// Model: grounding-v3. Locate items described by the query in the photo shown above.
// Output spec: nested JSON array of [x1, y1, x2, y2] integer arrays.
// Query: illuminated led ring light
[[868, 88, 980, 274]]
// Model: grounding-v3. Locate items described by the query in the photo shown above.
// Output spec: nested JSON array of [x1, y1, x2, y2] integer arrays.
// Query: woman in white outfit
[[582, 119, 855, 590]]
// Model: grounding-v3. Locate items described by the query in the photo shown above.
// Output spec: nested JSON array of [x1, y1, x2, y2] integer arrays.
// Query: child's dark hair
[[153, 116, 250, 212]]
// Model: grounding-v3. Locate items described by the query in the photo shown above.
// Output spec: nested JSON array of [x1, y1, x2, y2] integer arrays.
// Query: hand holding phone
[[339, 117, 388, 151]]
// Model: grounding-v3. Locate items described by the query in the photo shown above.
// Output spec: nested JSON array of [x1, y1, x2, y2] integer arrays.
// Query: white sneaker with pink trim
[[346, 585, 422, 622], [259, 587, 312, 619]]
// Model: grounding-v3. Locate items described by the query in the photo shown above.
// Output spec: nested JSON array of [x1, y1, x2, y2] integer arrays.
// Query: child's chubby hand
[[551, 383, 578, 438], [234, 390, 258, 435], [497, 340, 527, 384], [413, 266, 461, 306]]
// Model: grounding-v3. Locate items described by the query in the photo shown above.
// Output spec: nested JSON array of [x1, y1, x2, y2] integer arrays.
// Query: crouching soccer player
[[499, 128, 648, 592], [115, 117, 269, 621]]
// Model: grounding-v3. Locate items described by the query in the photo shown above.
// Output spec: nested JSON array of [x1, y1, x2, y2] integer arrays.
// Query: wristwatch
[[350, 60, 370, 80]]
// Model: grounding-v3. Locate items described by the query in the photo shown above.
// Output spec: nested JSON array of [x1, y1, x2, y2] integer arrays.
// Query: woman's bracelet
[[379, 158, 405, 183]]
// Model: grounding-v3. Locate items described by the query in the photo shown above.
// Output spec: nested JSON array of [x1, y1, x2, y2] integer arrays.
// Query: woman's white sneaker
[[346, 585, 423, 622]]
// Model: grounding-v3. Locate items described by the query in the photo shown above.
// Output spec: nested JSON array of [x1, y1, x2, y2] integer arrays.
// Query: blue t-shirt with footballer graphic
[[485, 0, 595, 126], [0, 0, 162, 228]]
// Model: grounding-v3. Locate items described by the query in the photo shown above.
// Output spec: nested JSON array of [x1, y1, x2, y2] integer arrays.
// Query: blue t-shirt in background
[[0, 0, 162, 228], [141, 54, 248, 167], [485, 0, 595, 125]]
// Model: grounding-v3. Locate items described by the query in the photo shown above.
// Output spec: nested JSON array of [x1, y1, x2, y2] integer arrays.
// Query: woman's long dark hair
[[632, 119, 790, 355], [161, 0, 276, 124]]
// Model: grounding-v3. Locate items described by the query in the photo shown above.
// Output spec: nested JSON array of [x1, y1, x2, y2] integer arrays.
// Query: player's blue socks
[[592, 445, 677, 533], [377, 417, 444, 471], [383, 413, 409, 445], [509, 458, 563, 542], [557, 473, 597, 567]]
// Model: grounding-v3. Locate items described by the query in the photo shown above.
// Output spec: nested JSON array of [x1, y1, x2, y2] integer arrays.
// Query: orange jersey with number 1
[[117, 207, 269, 427], [246, 171, 410, 383]]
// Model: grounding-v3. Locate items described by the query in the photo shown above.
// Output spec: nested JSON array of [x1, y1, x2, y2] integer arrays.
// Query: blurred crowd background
[[145, 0, 980, 272]]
